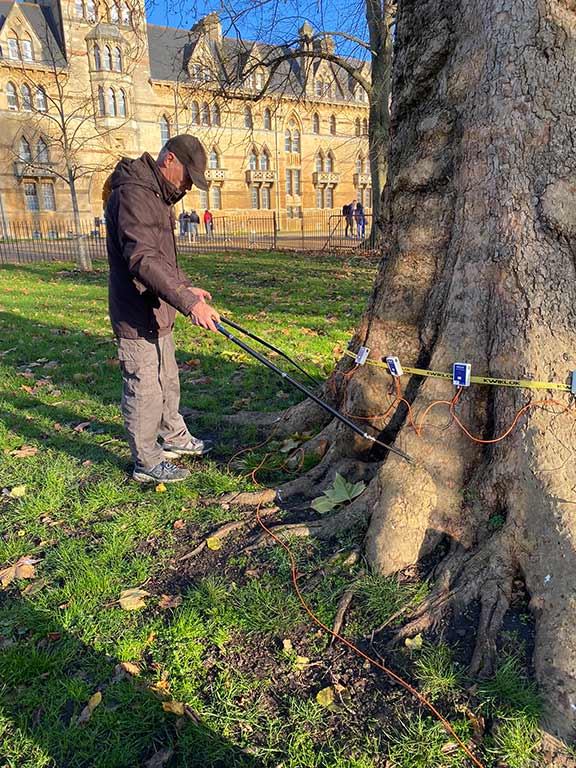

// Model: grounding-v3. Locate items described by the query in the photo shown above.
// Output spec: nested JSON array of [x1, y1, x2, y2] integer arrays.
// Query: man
[[105, 135, 221, 483], [189, 209, 200, 240], [345, 200, 356, 238]]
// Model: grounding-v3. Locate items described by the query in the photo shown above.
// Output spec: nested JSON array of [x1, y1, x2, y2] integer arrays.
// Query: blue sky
[[144, 0, 369, 59]]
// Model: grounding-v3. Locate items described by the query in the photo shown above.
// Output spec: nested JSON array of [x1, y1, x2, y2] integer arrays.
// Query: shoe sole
[[132, 471, 189, 483], [161, 446, 213, 459]]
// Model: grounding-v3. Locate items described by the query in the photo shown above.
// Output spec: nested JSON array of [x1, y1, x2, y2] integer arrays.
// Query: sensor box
[[355, 346, 370, 365], [453, 362, 471, 387], [386, 356, 403, 377]]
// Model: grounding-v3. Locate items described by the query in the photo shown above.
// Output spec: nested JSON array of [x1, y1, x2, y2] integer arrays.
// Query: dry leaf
[[0, 555, 40, 588], [144, 748, 174, 768], [282, 638, 293, 653], [316, 686, 335, 708], [73, 422, 91, 433], [155, 483, 167, 493], [77, 691, 102, 724], [162, 700, 185, 716], [20, 385, 34, 393], [206, 536, 222, 551], [404, 633, 423, 651], [151, 679, 171, 695], [120, 661, 141, 676], [119, 587, 150, 611], [22, 578, 47, 596], [158, 594, 183, 610], [8, 485, 27, 498], [172, 519, 186, 530], [11, 446, 38, 458], [294, 655, 309, 671]]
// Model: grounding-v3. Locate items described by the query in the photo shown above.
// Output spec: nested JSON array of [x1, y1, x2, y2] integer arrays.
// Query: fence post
[[272, 211, 277, 250]]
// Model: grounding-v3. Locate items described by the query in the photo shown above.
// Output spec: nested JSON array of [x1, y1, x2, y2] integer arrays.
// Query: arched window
[[121, 1, 131, 24], [244, 107, 253, 129], [113, 47, 122, 72], [36, 138, 49, 163], [292, 128, 300, 153], [329, 115, 336, 135], [86, 0, 96, 20], [21, 39, 33, 62], [35, 87, 47, 112], [8, 38, 19, 60], [315, 78, 322, 97], [110, 2, 119, 23], [190, 101, 199, 125], [315, 154, 323, 173], [160, 115, 170, 144], [248, 149, 258, 170], [201, 102, 210, 126], [313, 113, 320, 134], [260, 150, 269, 171], [284, 130, 291, 152], [94, 44, 101, 69], [211, 103, 220, 126], [118, 89, 126, 117], [75, 0, 84, 18], [98, 86, 105, 115], [7, 82, 18, 110], [103, 45, 111, 70], [362, 118, 368, 135], [355, 118, 361, 136], [21, 84, 32, 111], [107, 87, 116, 116], [209, 149, 219, 169], [325, 153, 333, 173], [356, 156, 363, 173], [263, 107, 271, 130], [19, 137, 32, 162]]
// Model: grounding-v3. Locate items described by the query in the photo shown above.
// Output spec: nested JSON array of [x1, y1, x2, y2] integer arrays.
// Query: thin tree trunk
[[68, 169, 92, 272]]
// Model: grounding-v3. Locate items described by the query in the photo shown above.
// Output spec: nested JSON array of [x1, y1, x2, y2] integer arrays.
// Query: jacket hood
[[108, 152, 185, 206]]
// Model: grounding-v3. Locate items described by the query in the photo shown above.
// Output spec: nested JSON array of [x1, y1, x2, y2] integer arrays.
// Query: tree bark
[[68, 168, 92, 272], [285, 0, 576, 740]]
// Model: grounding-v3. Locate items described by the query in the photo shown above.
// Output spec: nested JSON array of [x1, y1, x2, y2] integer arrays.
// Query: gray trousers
[[117, 333, 191, 468]]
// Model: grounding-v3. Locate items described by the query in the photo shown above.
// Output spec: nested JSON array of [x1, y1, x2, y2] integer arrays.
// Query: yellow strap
[[343, 349, 571, 392]]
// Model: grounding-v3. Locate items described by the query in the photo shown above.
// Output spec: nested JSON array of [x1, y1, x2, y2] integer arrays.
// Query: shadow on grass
[[0, 594, 263, 768]]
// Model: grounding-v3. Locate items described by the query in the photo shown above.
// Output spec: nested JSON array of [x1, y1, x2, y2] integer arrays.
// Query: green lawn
[[0, 252, 545, 767]]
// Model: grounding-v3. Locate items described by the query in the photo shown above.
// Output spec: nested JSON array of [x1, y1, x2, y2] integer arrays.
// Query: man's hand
[[187, 287, 212, 303], [189, 301, 220, 332]]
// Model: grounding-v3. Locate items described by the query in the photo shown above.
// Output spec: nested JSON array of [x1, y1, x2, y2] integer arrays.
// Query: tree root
[[178, 519, 251, 561], [331, 587, 357, 642], [201, 489, 277, 507], [389, 539, 515, 678]]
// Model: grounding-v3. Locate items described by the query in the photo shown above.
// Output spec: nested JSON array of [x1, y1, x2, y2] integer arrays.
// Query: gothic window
[[211, 103, 220, 126], [190, 101, 199, 125], [315, 154, 323, 173], [212, 186, 221, 209], [103, 46, 111, 70], [24, 182, 39, 211], [21, 39, 33, 62], [362, 118, 368, 134], [201, 102, 210, 126], [19, 137, 32, 162], [98, 86, 105, 115], [36, 138, 49, 163], [118, 89, 126, 117], [249, 150, 258, 170], [8, 38, 19, 60], [121, 1, 131, 24], [41, 182, 56, 210], [292, 128, 300, 153], [113, 47, 122, 72], [160, 115, 170, 143], [21, 84, 32, 111], [244, 107, 253, 129], [107, 87, 116, 116], [110, 2, 119, 23], [284, 130, 291, 152], [315, 78, 322, 97], [94, 44, 101, 69], [325, 153, 334, 172], [263, 107, 271, 130], [260, 150, 269, 171], [355, 118, 361, 136], [209, 149, 219, 169], [329, 114, 336, 135], [86, 0, 96, 21], [313, 113, 320, 134], [7, 82, 18, 110], [75, 0, 84, 18], [35, 87, 47, 111]]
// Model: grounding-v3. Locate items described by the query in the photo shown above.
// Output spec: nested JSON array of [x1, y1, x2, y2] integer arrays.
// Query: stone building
[[0, 0, 371, 228]]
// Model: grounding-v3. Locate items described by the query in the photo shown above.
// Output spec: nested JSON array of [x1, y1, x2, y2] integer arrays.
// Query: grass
[[0, 252, 546, 767]]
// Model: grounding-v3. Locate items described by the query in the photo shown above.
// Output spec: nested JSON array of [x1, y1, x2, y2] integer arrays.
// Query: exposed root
[[201, 489, 277, 507], [331, 586, 357, 642], [178, 519, 251, 561]]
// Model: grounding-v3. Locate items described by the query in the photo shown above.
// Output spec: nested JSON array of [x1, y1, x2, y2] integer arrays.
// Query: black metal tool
[[220, 317, 321, 387], [216, 322, 414, 465]]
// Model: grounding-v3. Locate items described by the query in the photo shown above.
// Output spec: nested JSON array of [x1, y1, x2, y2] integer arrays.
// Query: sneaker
[[132, 460, 190, 484], [161, 436, 214, 459]]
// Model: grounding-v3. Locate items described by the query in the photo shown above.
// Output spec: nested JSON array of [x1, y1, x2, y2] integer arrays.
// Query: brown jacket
[[105, 152, 200, 339]]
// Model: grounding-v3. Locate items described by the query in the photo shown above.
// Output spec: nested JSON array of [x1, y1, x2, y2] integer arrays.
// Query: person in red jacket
[[203, 208, 213, 237], [105, 135, 220, 484]]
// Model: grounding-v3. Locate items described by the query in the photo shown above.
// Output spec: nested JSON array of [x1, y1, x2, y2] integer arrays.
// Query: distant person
[[104, 134, 220, 484], [342, 202, 351, 237], [346, 200, 356, 238], [178, 209, 189, 237], [203, 208, 213, 237], [355, 201, 365, 239], [189, 209, 200, 240]]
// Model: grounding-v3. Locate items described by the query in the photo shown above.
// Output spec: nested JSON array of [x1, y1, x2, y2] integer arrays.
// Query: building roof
[[0, 0, 66, 67]]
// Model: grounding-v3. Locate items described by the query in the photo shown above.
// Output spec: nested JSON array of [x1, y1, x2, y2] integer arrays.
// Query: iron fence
[[0, 211, 376, 264]]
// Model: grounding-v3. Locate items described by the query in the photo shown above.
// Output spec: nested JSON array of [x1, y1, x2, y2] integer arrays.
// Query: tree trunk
[[284, 0, 576, 741], [366, 0, 392, 239], [68, 169, 92, 272]]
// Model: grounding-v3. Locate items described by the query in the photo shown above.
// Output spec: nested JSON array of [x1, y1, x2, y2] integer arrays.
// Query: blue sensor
[[453, 362, 471, 387]]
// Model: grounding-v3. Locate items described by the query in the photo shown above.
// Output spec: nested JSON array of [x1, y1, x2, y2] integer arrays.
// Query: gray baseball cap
[[164, 134, 209, 190]]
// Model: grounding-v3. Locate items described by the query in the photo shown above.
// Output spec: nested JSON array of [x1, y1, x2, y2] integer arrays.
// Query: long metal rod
[[216, 323, 414, 465], [220, 317, 321, 387]]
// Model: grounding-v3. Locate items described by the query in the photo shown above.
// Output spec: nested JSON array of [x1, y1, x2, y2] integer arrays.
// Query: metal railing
[[0, 212, 376, 264]]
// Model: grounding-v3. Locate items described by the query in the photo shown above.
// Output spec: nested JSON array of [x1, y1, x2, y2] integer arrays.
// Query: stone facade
[[0, 1, 371, 227]]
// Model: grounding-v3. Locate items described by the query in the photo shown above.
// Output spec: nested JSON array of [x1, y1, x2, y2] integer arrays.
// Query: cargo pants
[[117, 333, 191, 469]]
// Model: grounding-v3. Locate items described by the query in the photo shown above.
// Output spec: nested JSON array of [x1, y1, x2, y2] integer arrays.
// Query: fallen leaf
[[294, 655, 309, 671], [73, 422, 91, 433], [10, 445, 38, 458], [0, 555, 40, 588], [158, 594, 182, 610], [150, 679, 171, 695], [8, 485, 27, 498], [144, 748, 174, 768], [172, 519, 186, 530], [20, 385, 34, 393], [77, 691, 102, 724], [120, 661, 141, 676], [282, 638, 293, 653], [162, 700, 185, 716], [119, 587, 150, 611], [316, 686, 335, 708], [155, 483, 167, 493], [405, 633, 423, 651], [206, 536, 222, 551], [22, 578, 47, 596]]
